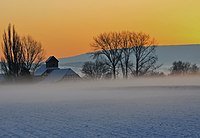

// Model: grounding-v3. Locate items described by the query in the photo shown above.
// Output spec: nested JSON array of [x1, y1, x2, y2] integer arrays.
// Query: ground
[[0, 77, 200, 137]]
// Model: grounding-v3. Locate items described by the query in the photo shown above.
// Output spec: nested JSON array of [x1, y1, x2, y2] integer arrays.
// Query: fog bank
[[0, 76, 200, 103]]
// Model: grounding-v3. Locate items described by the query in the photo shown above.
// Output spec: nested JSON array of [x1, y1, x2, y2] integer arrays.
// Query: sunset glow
[[1, 0, 200, 58]]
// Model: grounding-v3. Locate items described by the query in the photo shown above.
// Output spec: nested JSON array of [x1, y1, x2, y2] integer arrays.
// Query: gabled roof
[[34, 64, 47, 76], [46, 56, 59, 63], [42, 68, 80, 82]]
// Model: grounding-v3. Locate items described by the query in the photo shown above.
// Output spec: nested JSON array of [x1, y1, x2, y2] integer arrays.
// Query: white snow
[[42, 68, 78, 82], [0, 76, 200, 137]]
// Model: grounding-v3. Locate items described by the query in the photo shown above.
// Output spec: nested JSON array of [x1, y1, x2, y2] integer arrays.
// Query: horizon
[[59, 44, 200, 59], [1, 0, 200, 58]]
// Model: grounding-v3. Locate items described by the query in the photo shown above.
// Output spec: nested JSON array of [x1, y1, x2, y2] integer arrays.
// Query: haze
[[0, 76, 200, 103], [1, 76, 200, 137]]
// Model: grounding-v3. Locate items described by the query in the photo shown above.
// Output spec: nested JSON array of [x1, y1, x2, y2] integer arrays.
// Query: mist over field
[[0, 76, 200, 103], [0, 76, 200, 137]]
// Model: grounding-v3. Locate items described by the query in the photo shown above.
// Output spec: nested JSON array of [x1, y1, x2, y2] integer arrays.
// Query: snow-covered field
[[0, 76, 200, 137]]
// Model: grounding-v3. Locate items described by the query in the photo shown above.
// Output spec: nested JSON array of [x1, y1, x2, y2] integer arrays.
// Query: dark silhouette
[[170, 61, 199, 75], [81, 60, 111, 80], [1, 24, 24, 79], [129, 32, 160, 77], [91, 32, 122, 79], [21, 36, 45, 72], [119, 31, 133, 79], [190, 64, 199, 74], [45, 56, 59, 69], [91, 31, 160, 79], [1, 24, 45, 81]]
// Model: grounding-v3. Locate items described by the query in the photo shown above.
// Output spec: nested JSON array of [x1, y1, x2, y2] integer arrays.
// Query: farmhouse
[[34, 56, 81, 82]]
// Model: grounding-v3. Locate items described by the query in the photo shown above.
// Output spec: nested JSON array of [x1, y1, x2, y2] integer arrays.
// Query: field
[[0, 77, 200, 137]]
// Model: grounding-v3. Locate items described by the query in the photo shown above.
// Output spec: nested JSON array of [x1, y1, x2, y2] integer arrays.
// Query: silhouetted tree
[[129, 32, 160, 77], [81, 60, 111, 79], [1, 24, 24, 79], [190, 64, 199, 74], [1, 24, 45, 81], [119, 31, 133, 79], [170, 61, 199, 75], [91, 32, 122, 79], [21, 36, 45, 73]]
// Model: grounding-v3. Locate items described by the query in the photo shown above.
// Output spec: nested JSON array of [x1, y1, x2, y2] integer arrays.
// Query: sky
[[0, 0, 200, 58]]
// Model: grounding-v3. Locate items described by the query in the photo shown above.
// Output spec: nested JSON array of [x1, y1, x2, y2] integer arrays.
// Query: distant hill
[[59, 44, 200, 75]]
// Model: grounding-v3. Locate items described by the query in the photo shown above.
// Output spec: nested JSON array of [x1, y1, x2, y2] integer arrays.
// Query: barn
[[34, 56, 81, 82]]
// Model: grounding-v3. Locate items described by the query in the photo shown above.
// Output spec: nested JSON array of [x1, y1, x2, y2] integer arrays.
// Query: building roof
[[34, 56, 81, 82], [42, 68, 80, 82], [46, 56, 59, 63], [34, 64, 47, 76]]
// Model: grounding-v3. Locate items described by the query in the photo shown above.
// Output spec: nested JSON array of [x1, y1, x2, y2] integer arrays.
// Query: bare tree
[[170, 61, 199, 75], [119, 31, 133, 79], [81, 62, 94, 79], [1, 24, 45, 80], [91, 32, 122, 79], [190, 64, 199, 74], [129, 32, 159, 77], [81, 60, 111, 79], [1, 24, 24, 79], [21, 36, 45, 73]]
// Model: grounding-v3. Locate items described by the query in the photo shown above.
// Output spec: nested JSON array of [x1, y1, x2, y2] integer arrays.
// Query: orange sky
[[0, 0, 200, 58]]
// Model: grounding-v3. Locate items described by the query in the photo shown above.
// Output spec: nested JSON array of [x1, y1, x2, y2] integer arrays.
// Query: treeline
[[81, 31, 200, 79], [82, 31, 161, 79], [169, 61, 199, 75], [0, 24, 45, 82]]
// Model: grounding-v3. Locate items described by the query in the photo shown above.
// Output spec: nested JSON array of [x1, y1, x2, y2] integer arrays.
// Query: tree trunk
[[113, 65, 116, 79], [120, 60, 125, 79], [136, 58, 139, 77], [125, 62, 128, 79]]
